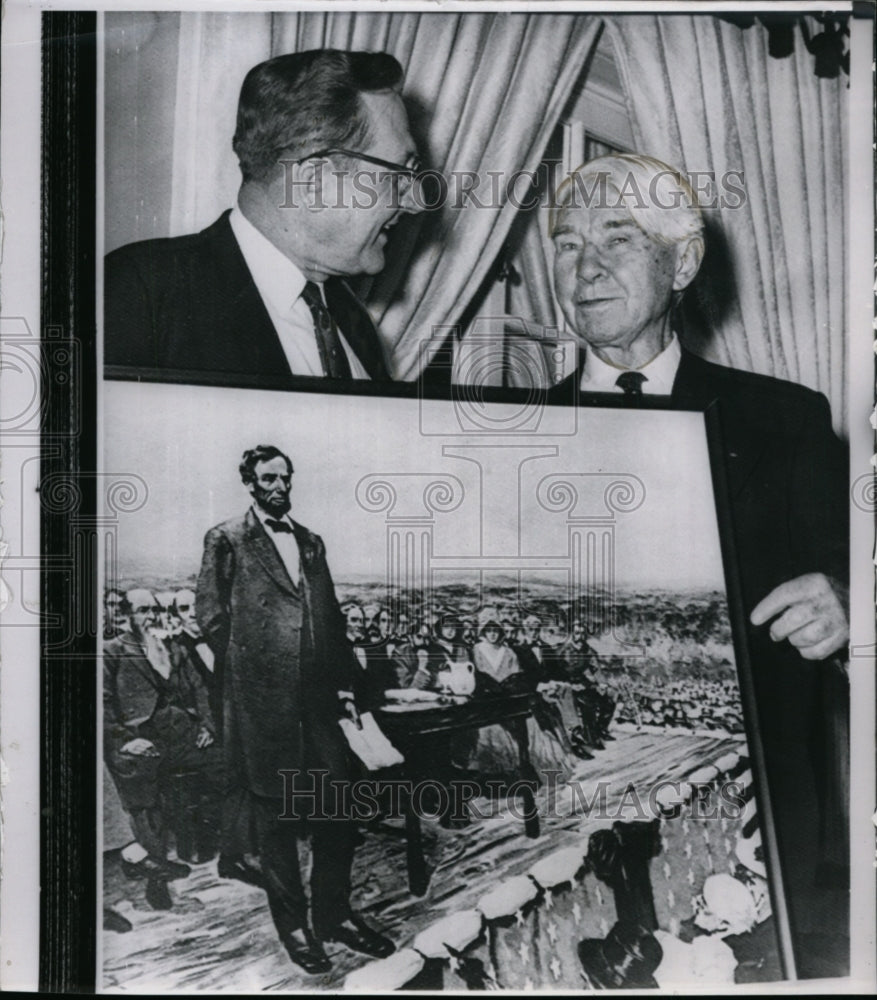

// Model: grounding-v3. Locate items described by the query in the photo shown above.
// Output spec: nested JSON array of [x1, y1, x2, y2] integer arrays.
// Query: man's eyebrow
[[551, 225, 577, 238], [602, 218, 637, 230]]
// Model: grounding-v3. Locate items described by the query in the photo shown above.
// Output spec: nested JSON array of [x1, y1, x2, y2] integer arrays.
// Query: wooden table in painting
[[376, 692, 541, 896]]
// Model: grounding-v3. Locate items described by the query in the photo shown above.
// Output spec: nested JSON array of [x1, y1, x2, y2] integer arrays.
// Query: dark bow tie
[[265, 518, 294, 534], [615, 371, 647, 396]]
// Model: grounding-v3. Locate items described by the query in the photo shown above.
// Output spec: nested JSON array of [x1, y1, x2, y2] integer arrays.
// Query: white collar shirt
[[253, 504, 301, 587], [229, 206, 369, 379], [580, 333, 682, 396]]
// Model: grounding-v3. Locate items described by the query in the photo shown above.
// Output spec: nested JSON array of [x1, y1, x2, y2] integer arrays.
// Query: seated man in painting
[[173, 587, 216, 709], [344, 600, 402, 713], [547, 152, 849, 976], [552, 617, 617, 751], [103, 588, 221, 899]]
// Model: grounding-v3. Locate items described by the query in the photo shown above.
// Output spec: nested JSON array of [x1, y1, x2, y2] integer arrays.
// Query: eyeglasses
[[176, 604, 191, 613], [296, 148, 422, 186], [132, 605, 160, 615]]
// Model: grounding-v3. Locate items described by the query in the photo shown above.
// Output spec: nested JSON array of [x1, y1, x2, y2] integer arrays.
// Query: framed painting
[[99, 380, 793, 989]]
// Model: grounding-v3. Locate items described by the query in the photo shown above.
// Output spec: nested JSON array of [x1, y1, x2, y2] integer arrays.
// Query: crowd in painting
[[102, 583, 744, 928]]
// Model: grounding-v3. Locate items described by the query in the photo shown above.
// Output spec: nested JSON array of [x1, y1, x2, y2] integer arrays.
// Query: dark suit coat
[[105, 211, 391, 381], [103, 631, 214, 758], [196, 508, 355, 798]]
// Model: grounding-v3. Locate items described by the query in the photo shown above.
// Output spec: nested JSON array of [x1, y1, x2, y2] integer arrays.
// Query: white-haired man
[[549, 153, 848, 977], [103, 588, 220, 899]]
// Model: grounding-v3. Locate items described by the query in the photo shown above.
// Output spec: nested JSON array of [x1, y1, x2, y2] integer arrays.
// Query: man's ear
[[672, 235, 704, 292], [276, 157, 326, 212]]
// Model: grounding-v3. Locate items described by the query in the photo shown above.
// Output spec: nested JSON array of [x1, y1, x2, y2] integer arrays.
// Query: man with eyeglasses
[[103, 588, 221, 905], [106, 50, 423, 382]]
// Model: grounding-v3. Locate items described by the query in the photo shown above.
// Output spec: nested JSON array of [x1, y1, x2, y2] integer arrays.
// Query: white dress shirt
[[229, 206, 369, 379], [253, 504, 300, 586], [580, 333, 682, 395]]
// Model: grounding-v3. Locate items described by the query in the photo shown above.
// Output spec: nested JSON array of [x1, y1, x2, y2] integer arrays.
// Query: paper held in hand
[[338, 712, 405, 770]]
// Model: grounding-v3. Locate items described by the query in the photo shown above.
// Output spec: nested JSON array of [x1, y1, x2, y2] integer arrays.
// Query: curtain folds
[[168, 13, 272, 237], [160, 12, 846, 428], [166, 11, 601, 380], [359, 14, 603, 379], [604, 15, 847, 433]]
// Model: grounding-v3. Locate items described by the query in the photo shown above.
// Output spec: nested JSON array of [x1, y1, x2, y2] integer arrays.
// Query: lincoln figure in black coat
[[196, 445, 394, 974], [105, 50, 423, 383], [548, 154, 849, 979]]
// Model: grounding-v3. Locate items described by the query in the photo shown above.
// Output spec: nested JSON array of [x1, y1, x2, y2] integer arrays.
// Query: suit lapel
[[118, 632, 163, 692], [207, 212, 292, 376], [324, 277, 389, 379], [672, 350, 766, 499], [244, 508, 299, 596]]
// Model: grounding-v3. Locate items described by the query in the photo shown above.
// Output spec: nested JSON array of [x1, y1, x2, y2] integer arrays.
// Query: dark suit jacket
[[196, 507, 355, 798], [103, 630, 214, 758], [105, 211, 391, 381]]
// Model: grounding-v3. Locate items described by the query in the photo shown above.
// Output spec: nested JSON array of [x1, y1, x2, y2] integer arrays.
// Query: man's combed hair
[[239, 445, 294, 484], [233, 49, 405, 182]]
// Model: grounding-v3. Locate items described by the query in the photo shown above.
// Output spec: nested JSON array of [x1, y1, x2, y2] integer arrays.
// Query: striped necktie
[[301, 281, 353, 378]]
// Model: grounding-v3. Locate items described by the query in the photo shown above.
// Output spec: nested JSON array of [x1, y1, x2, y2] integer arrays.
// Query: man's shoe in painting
[[217, 853, 265, 890], [145, 878, 172, 911], [279, 928, 332, 975], [320, 914, 395, 958], [122, 855, 190, 881], [103, 907, 133, 933], [569, 727, 595, 760]]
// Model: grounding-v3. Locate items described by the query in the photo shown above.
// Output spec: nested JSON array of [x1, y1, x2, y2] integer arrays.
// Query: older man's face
[[303, 91, 421, 279], [345, 605, 365, 642], [174, 589, 197, 629], [552, 205, 682, 355], [127, 590, 158, 637]]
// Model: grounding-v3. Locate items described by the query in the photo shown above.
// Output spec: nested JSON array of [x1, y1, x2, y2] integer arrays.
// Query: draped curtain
[[604, 15, 848, 435], [161, 11, 602, 380], [115, 12, 847, 428]]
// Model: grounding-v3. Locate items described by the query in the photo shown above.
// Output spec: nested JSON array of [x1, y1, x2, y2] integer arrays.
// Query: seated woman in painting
[[472, 613, 523, 689]]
